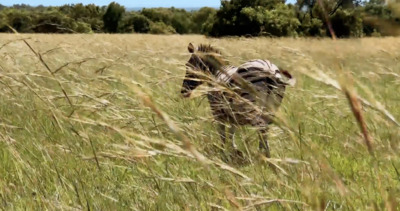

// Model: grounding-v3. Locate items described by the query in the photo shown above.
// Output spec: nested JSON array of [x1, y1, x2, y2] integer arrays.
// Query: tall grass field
[[0, 34, 399, 210]]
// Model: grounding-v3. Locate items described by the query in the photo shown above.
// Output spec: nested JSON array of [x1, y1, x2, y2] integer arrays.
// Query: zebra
[[180, 43, 295, 158]]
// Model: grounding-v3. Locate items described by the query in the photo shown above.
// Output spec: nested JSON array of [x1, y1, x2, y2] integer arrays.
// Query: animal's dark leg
[[258, 128, 271, 158], [217, 123, 232, 162], [217, 123, 226, 146]]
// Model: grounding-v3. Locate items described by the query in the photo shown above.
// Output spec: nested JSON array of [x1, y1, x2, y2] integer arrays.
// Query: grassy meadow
[[0, 34, 399, 210]]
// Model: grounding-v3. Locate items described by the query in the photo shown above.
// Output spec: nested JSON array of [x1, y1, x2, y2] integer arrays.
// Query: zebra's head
[[181, 43, 227, 98]]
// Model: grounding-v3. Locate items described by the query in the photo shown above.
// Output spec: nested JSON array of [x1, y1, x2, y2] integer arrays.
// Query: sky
[[1, 0, 221, 8]]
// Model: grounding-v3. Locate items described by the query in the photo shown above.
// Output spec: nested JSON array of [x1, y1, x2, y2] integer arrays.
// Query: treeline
[[0, 0, 399, 37]]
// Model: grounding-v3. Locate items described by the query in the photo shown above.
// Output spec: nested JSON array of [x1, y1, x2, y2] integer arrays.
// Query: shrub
[[149, 21, 176, 34], [75, 21, 92, 33]]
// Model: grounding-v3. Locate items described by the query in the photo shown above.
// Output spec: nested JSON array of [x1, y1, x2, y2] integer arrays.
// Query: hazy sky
[[1, 0, 221, 8]]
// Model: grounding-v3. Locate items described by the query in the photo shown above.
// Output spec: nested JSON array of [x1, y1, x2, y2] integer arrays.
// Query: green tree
[[103, 2, 125, 33], [241, 3, 300, 36], [170, 8, 192, 33], [119, 12, 151, 33], [31, 9, 91, 33], [83, 4, 104, 32], [296, 0, 364, 37], [141, 8, 193, 34], [191, 7, 217, 34], [59, 4, 104, 32], [329, 8, 363, 37], [210, 0, 298, 36], [0, 8, 33, 32], [296, 13, 325, 36], [141, 8, 172, 24], [210, 0, 262, 36], [362, 0, 400, 36]]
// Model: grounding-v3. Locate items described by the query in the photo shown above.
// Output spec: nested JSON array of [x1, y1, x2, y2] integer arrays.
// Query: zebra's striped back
[[181, 43, 295, 128], [215, 65, 237, 83], [208, 60, 290, 127]]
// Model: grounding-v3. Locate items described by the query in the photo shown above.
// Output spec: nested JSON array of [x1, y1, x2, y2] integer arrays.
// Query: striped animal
[[180, 43, 295, 158]]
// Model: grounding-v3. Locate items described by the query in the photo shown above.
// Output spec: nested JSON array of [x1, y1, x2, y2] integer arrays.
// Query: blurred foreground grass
[[0, 34, 399, 210]]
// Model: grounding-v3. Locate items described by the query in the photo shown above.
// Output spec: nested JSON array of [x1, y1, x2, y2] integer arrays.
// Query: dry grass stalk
[[344, 88, 374, 154]]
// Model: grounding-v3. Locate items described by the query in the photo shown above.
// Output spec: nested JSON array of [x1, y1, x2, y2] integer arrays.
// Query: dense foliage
[[0, 0, 399, 37]]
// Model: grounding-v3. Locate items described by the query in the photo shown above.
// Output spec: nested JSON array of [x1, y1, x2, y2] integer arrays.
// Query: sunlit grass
[[0, 34, 399, 210]]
